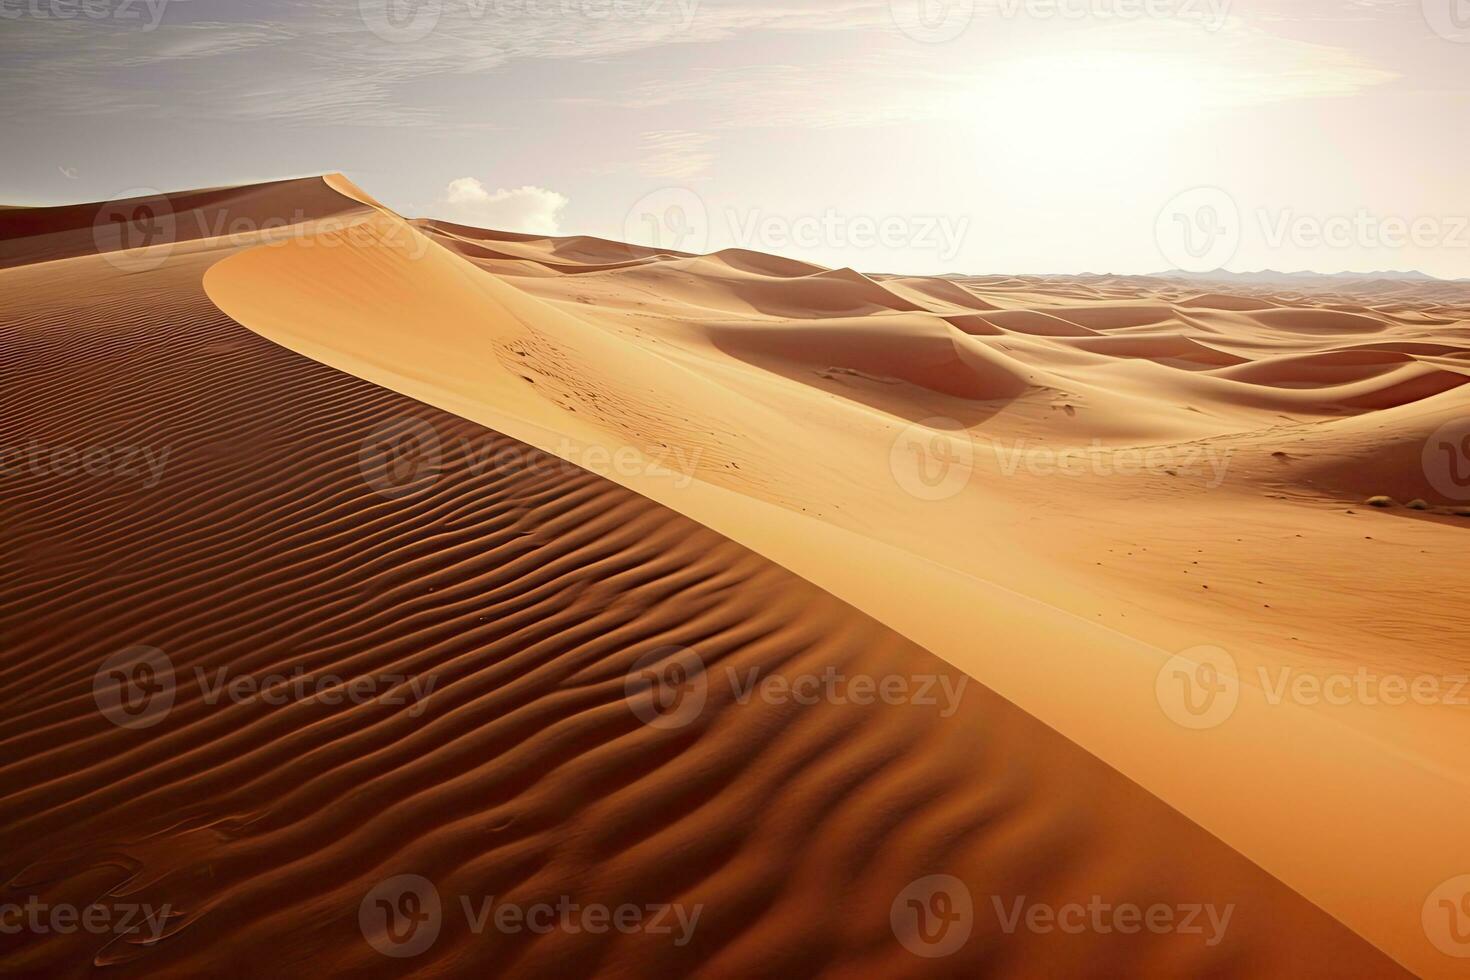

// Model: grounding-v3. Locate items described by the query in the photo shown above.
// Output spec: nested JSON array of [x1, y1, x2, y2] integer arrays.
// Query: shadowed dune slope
[[0, 229, 1409, 976], [704, 318, 1033, 403], [0, 177, 371, 271]]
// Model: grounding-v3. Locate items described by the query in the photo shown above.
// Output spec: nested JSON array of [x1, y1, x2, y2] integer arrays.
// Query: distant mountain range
[[1150, 269, 1468, 285]]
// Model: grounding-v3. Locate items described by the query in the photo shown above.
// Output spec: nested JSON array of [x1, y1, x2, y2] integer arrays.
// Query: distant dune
[[4, 177, 1467, 977]]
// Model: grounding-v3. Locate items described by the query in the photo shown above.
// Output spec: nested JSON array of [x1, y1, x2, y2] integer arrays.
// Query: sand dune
[[4, 177, 1467, 977], [705, 318, 1034, 404], [0, 181, 1413, 977], [195, 177, 1470, 977], [0, 177, 370, 271], [879, 275, 1003, 313], [1178, 293, 1284, 312], [966, 309, 1100, 336]]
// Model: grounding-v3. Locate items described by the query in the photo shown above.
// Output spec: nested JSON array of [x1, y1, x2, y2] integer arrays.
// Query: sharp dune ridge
[[2, 175, 1466, 977]]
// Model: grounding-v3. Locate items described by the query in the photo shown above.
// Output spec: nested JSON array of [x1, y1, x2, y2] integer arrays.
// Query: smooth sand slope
[[0, 183, 1414, 976], [200, 178, 1470, 977]]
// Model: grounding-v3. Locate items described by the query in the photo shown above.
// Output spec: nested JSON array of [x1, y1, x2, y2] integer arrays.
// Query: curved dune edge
[[201, 193, 1470, 977], [0, 175, 373, 271], [0, 210, 1410, 977]]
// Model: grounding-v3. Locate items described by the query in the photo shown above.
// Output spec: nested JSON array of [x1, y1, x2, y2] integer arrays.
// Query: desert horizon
[[3, 2, 1469, 978]]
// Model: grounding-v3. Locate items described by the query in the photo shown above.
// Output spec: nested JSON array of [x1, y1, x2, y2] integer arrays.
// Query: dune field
[[3, 176, 1467, 977]]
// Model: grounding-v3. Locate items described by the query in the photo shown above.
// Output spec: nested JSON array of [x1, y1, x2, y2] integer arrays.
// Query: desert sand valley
[[1, 176, 1467, 976]]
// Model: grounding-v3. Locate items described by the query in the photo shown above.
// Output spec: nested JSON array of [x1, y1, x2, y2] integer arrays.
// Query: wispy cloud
[[637, 130, 717, 180], [0, 0, 895, 125], [0, 0, 1409, 130], [435, 178, 568, 234]]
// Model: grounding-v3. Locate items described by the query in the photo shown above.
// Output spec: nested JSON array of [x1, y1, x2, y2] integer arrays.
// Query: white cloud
[[436, 179, 568, 234]]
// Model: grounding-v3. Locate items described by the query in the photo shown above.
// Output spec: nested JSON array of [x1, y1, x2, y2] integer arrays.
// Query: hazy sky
[[2, 0, 1467, 277]]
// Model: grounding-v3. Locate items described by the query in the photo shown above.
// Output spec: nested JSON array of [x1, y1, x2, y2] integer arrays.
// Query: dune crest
[[4, 176, 1466, 975], [0, 183, 1415, 977], [196, 179, 1470, 977]]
